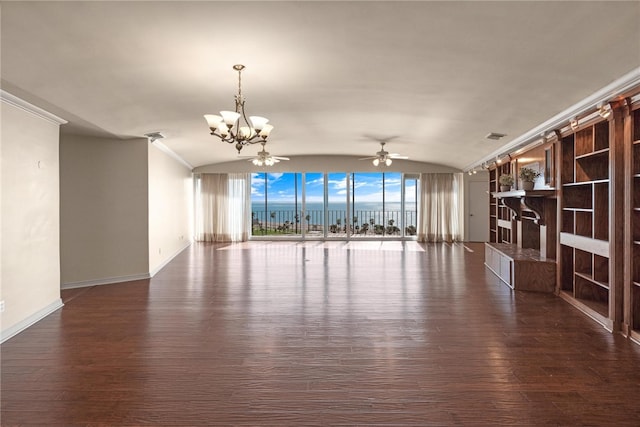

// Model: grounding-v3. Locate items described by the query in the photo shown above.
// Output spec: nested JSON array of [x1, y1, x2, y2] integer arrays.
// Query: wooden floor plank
[[2, 241, 640, 425]]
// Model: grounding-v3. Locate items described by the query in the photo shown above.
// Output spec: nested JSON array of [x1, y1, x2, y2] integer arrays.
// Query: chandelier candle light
[[204, 64, 273, 153]]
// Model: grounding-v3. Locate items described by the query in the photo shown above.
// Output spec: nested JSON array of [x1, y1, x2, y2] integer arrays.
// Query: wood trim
[[609, 99, 627, 332], [558, 291, 614, 332], [623, 98, 634, 335]]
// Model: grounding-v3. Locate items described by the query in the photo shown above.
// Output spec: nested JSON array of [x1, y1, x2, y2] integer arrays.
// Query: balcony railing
[[251, 210, 417, 237]]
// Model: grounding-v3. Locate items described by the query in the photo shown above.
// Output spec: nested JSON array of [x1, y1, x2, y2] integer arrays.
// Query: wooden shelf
[[563, 179, 609, 187], [563, 207, 592, 212], [491, 189, 556, 198], [575, 147, 609, 160], [574, 272, 609, 290], [631, 108, 640, 335]]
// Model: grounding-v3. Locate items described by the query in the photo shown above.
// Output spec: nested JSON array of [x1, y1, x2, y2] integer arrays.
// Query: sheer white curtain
[[417, 173, 464, 243], [195, 173, 251, 242]]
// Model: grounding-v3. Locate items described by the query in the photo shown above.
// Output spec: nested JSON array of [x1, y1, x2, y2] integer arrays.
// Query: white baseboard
[[61, 273, 151, 290], [61, 242, 192, 289], [149, 241, 191, 277], [1, 298, 64, 344]]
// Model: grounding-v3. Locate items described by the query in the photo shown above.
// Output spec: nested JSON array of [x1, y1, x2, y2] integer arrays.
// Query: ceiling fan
[[359, 141, 408, 166], [240, 141, 289, 166]]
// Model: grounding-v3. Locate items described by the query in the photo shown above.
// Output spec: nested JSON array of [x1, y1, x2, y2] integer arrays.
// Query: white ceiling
[[2, 1, 639, 170]]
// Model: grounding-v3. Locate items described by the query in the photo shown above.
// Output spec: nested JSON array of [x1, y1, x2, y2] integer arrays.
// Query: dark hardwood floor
[[2, 241, 640, 426]]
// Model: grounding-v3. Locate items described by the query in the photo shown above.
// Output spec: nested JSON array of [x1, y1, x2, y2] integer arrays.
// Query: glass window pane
[[251, 171, 419, 240], [384, 172, 402, 236], [267, 173, 302, 236], [304, 173, 324, 237], [404, 176, 418, 236], [251, 172, 267, 236], [251, 173, 302, 236], [327, 173, 347, 235], [351, 172, 382, 237]]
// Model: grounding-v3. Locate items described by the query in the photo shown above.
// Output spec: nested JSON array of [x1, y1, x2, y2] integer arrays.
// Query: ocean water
[[251, 202, 416, 226]]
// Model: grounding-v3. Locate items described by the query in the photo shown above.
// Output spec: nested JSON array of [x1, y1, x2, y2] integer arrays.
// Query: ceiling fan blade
[[362, 134, 401, 143], [359, 156, 377, 160], [389, 155, 409, 159], [273, 156, 290, 160]]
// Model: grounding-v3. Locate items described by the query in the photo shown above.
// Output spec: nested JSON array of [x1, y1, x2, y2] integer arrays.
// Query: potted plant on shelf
[[519, 167, 540, 191], [499, 174, 514, 192]]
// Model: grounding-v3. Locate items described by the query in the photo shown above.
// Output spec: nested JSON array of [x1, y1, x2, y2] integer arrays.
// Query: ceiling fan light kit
[[361, 141, 408, 167], [245, 141, 289, 167], [204, 64, 273, 153]]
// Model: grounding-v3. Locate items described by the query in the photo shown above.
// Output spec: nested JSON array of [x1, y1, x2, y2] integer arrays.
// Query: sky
[[251, 172, 416, 205]]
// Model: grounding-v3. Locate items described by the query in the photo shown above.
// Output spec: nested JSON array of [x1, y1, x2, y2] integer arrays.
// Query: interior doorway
[[468, 180, 489, 242]]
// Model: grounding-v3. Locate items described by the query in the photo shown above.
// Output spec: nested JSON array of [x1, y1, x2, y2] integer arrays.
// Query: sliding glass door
[[251, 172, 417, 239], [326, 173, 348, 236], [350, 172, 403, 237], [304, 172, 325, 238], [403, 174, 419, 236], [251, 172, 302, 236]]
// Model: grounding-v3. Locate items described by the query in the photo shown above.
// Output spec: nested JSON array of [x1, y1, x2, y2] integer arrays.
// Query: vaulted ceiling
[[2, 1, 639, 169]]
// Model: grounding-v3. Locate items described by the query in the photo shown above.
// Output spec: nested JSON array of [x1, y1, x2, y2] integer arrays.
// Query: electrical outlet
[[0, 300, 5, 313]]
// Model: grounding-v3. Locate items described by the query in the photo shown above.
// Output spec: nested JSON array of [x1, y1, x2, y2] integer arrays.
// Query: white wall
[[59, 135, 149, 287], [1, 95, 65, 341], [148, 142, 193, 275]]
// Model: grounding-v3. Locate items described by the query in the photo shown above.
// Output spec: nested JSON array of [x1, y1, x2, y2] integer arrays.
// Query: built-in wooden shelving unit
[[558, 120, 615, 329], [484, 88, 640, 344], [490, 162, 516, 244], [486, 142, 557, 292], [489, 169, 498, 242], [628, 104, 640, 343]]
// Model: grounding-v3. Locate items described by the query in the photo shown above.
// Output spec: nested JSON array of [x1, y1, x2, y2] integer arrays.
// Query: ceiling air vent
[[485, 132, 507, 140], [144, 132, 165, 143]]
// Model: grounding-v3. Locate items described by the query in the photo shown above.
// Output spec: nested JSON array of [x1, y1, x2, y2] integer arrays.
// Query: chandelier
[[204, 64, 273, 153]]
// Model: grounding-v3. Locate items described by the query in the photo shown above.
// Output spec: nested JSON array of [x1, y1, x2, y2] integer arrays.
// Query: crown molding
[[465, 66, 640, 171], [149, 139, 194, 171], [0, 90, 68, 125]]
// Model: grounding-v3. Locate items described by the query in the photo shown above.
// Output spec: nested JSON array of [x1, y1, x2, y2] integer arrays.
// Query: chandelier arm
[[235, 65, 253, 142]]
